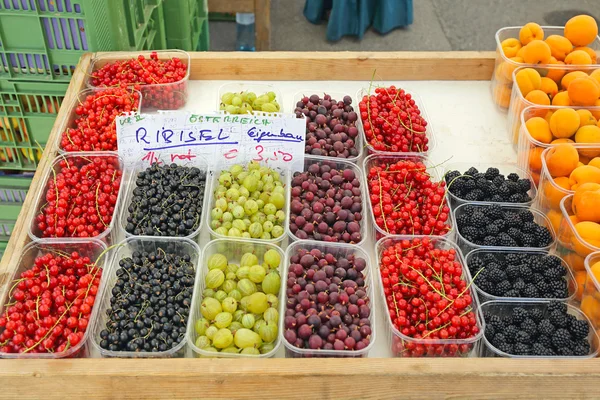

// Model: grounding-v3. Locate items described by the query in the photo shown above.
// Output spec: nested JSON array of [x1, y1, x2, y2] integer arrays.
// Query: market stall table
[[0, 51, 597, 399]]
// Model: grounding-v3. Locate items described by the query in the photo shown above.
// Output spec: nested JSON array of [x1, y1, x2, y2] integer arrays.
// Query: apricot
[[551, 91, 572, 106], [591, 69, 600, 86], [525, 117, 552, 143], [549, 108, 581, 138], [591, 261, 600, 282], [564, 15, 599, 47], [562, 71, 588, 90], [544, 176, 571, 210], [539, 77, 559, 98], [577, 109, 598, 128], [493, 83, 512, 109], [579, 153, 592, 164], [522, 40, 552, 64], [574, 221, 600, 254], [547, 209, 563, 233], [575, 270, 587, 301], [525, 89, 550, 105], [580, 295, 600, 325], [565, 49, 593, 65], [520, 22, 545, 45], [564, 252, 586, 272], [589, 157, 600, 169], [546, 58, 566, 83], [573, 183, 600, 222], [574, 47, 598, 63], [568, 77, 600, 107], [570, 165, 600, 190], [501, 38, 522, 58], [545, 143, 580, 177], [515, 68, 542, 96], [574, 125, 600, 157], [544, 110, 554, 124], [545, 35, 573, 61], [551, 138, 575, 144], [528, 147, 545, 172], [499, 57, 524, 82]]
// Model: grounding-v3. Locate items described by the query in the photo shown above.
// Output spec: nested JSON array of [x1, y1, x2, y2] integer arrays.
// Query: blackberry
[[492, 175, 505, 187], [544, 255, 562, 268], [513, 278, 526, 292], [513, 342, 530, 355], [487, 315, 505, 330], [518, 210, 535, 223], [496, 340, 514, 354], [490, 332, 507, 346], [465, 167, 478, 176], [528, 257, 546, 273], [504, 325, 519, 342], [486, 224, 500, 236], [508, 193, 523, 203], [497, 233, 518, 247], [538, 319, 555, 336], [506, 181, 520, 194], [490, 194, 504, 202], [547, 301, 567, 314], [460, 226, 481, 242], [493, 219, 507, 232], [464, 179, 476, 191], [507, 227, 522, 240], [468, 256, 485, 272], [495, 280, 512, 295], [534, 226, 553, 247], [512, 307, 528, 324], [522, 222, 538, 234], [507, 172, 520, 182], [517, 264, 533, 282], [464, 190, 483, 201], [504, 289, 520, 297], [518, 179, 532, 192], [484, 167, 500, 180], [498, 184, 511, 198], [483, 236, 498, 246], [487, 267, 506, 283], [529, 308, 544, 322], [520, 318, 538, 337], [505, 264, 520, 280], [521, 233, 537, 247], [531, 342, 549, 356], [552, 328, 573, 349], [569, 319, 590, 340], [469, 211, 489, 229], [538, 334, 552, 348], [531, 273, 545, 284], [549, 280, 569, 298], [445, 170, 461, 183], [558, 347, 575, 356], [486, 324, 496, 339], [463, 205, 476, 215], [574, 342, 591, 356], [549, 310, 568, 327], [522, 284, 540, 298], [487, 204, 504, 220], [456, 213, 470, 227]]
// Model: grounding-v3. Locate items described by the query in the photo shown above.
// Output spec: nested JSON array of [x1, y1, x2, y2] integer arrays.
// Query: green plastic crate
[[0, 174, 32, 242], [0, 0, 166, 82], [163, 0, 208, 51], [0, 80, 68, 170]]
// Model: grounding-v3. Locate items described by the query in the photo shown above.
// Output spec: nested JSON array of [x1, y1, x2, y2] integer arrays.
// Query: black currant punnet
[[484, 301, 591, 357], [125, 163, 206, 237], [99, 250, 195, 353], [446, 167, 532, 203]]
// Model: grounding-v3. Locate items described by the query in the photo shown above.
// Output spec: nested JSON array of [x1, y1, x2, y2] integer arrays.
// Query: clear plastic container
[[0, 239, 108, 359], [187, 238, 285, 358], [362, 153, 453, 241], [582, 252, 600, 339], [464, 248, 577, 303], [442, 162, 538, 210], [205, 161, 291, 245], [28, 152, 126, 245], [118, 155, 210, 244], [508, 65, 600, 146], [281, 240, 376, 358], [87, 50, 191, 111], [56, 87, 143, 154], [453, 203, 556, 255], [480, 300, 600, 358], [217, 82, 283, 114], [90, 236, 201, 358], [291, 90, 363, 163], [355, 87, 437, 157], [288, 156, 367, 246], [375, 235, 484, 357], [491, 26, 600, 112]]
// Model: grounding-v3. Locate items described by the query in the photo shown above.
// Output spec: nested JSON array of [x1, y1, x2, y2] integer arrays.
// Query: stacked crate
[[163, 0, 209, 51]]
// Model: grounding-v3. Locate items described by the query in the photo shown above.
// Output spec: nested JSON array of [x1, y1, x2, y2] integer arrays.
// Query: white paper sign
[[116, 112, 306, 171]]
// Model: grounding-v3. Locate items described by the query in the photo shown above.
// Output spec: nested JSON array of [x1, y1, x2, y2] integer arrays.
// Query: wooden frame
[[4, 51, 598, 399], [207, 0, 271, 51]]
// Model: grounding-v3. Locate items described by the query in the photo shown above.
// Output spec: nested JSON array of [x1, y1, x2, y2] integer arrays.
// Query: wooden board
[[1, 51, 594, 400]]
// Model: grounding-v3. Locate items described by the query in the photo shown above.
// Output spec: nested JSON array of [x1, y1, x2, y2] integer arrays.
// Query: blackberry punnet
[[468, 252, 569, 299], [484, 301, 591, 357], [457, 205, 553, 248], [446, 167, 532, 203]]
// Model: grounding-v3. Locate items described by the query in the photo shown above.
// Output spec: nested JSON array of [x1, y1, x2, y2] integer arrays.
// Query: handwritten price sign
[[116, 112, 306, 171]]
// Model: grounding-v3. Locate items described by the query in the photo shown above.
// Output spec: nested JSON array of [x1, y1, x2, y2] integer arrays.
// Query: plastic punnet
[[87, 50, 191, 111], [375, 235, 484, 357], [291, 90, 363, 163], [464, 248, 577, 303], [0, 175, 32, 241], [90, 236, 201, 358], [480, 300, 599, 358], [362, 153, 454, 241], [582, 252, 600, 337], [28, 152, 126, 244], [281, 240, 376, 358], [187, 238, 285, 358], [356, 87, 437, 157], [0, 239, 108, 358], [287, 156, 367, 246]]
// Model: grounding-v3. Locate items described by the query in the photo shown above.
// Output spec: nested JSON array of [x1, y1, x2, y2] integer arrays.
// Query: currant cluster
[[90, 52, 188, 110], [60, 87, 140, 152], [359, 86, 429, 152], [380, 237, 480, 357], [36, 157, 122, 238], [283, 248, 372, 352], [99, 250, 195, 353], [290, 162, 363, 243], [445, 167, 532, 203], [366, 158, 451, 236], [469, 252, 569, 299], [456, 204, 553, 248], [484, 302, 591, 356], [295, 93, 360, 158], [0, 251, 102, 354]]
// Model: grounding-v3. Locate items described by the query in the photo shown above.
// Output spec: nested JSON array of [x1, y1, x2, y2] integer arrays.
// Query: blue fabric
[[304, 0, 413, 41]]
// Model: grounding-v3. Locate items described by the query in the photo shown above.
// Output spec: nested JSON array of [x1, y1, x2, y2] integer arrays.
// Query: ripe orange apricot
[[545, 35, 573, 61], [569, 165, 600, 190], [520, 22, 545, 45], [564, 15, 599, 47], [545, 143, 580, 177], [515, 68, 542, 96], [499, 57, 524, 81], [525, 89, 550, 105], [528, 147, 545, 172], [574, 221, 600, 253], [574, 47, 598, 63], [552, 91, 572, 106], [544, 176, 571, 209], [577, 109, 598, 128], [546, 58, 566, 83], [588, 157, 600, 168], [573, 182, 600, 222], [574, 125, 600, 157], [493, 83, 512, 109], [563, 252, 586, 272], [574, 270, 586, 301], [539, 77, 559, 98], [522, 40, 552, 64], [565, 49, 593, 65], [525, 117, 552, 143], [551, 138, 575, 144], [561, 71, 589, 90], [549, 108, 581, 138], [592, 99, 600, 120], [501, 38, 523, 58], [568, 77, 600, 106]]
